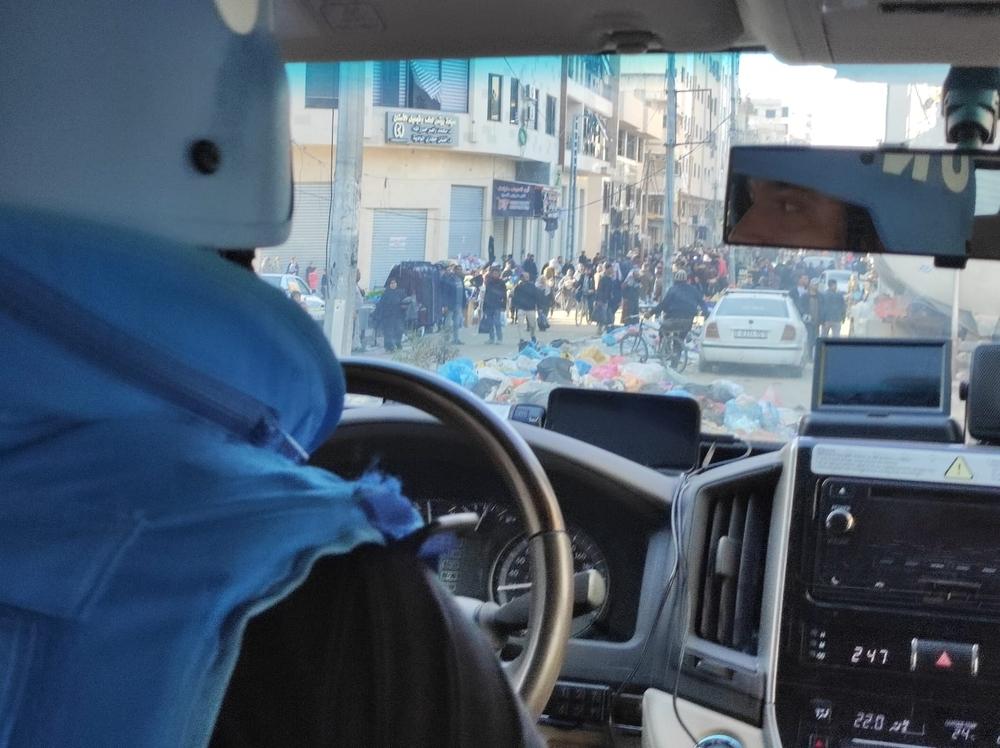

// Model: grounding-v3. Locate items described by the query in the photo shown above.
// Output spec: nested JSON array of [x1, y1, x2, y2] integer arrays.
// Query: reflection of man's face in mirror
[[729, 179, 849, 250]]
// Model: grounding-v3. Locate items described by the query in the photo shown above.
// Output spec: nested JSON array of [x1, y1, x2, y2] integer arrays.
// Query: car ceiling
[[274, 0, 1000, 65]]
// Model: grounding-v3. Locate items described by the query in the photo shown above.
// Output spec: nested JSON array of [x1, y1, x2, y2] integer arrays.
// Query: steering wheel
[[341, 358, 574, 717]]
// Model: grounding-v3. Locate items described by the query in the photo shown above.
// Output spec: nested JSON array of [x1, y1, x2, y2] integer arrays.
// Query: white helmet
[[0, 0, 292, 248]]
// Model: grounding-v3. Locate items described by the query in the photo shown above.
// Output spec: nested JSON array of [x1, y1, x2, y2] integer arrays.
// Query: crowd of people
[[364, 244, 869, 353]]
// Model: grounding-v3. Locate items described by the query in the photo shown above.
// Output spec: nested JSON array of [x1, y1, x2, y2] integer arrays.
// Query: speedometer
[[491, 526, 610, 637]]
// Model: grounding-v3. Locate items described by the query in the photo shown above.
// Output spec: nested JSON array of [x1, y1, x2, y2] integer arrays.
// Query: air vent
[[692, 473, 776, 655]]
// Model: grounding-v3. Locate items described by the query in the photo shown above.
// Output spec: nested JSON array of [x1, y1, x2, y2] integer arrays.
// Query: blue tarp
[[0, 207, 420, 747]]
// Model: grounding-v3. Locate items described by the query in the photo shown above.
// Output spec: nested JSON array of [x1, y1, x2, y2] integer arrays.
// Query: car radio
[[773, 441, 1000, 748], [811, 478, 1000, 614]]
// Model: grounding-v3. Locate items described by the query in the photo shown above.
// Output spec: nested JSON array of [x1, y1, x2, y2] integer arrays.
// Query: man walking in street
[[819, 278, 846, 338], [481, 266, 507, 345], [522, 253, 538, 281], [511, 273, 539, 342], [441, 264, 466, 344]]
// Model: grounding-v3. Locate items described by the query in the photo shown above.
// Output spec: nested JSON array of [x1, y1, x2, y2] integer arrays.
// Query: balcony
[[566, 55, 614, 100]]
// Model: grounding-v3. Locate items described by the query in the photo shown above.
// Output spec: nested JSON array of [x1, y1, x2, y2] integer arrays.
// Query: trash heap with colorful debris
[[436, 326, 801, 441]]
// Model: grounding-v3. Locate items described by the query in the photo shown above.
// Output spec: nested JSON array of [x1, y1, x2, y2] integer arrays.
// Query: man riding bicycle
[[644, 270, 710, 337]]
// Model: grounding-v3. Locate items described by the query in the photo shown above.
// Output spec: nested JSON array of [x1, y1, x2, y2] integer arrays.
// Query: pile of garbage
[[435, 328, 800, 441]]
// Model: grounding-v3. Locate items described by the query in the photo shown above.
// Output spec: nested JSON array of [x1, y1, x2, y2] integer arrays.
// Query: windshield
[[265, 53, 978, 443], [715, 297, 789, 318]]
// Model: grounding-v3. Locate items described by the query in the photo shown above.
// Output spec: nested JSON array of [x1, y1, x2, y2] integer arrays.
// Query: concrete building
[[276, 57, 566, 288], [621, 53, 740, 251]]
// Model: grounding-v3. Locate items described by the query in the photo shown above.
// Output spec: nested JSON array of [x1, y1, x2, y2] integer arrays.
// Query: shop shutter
[[370, 209, 427, 289], [447, 186, 484, 258], [262, 183, 331, 277]]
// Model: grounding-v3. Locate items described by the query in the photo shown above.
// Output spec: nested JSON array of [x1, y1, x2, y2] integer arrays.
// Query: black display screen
[[815, 339, 948, 412], [544, 389, 700, 471]]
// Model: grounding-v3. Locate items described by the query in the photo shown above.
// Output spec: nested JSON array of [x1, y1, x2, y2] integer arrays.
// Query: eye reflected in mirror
[[728, 178, 852, 250], [724, 146, 983, 260]]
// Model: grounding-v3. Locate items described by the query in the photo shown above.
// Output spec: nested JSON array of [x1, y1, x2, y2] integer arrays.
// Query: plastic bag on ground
[[620, 361, 667, 387], [577, 347, 607, 364], [710, 379, 745, 403], [723, 394, 763, 434], [437, 358, 478, 389]]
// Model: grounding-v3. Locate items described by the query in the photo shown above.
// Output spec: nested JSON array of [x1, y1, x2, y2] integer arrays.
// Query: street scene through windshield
[[259, 54, 980, 441]]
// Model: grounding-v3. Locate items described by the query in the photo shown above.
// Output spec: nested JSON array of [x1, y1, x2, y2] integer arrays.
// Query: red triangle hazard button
[[935, 651, 954, 669]]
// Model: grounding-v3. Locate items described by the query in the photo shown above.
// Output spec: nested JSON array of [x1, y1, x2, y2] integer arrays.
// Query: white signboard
[[811, 443, 1000, 488]]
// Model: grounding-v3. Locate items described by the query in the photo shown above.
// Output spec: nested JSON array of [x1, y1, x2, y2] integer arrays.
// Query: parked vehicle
[[259, 273, 325, 322], [699, 289, 808, 375]]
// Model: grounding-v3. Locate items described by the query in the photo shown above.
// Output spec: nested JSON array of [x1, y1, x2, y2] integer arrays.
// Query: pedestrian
[[511, 273, 539, 342], [594, 262, 615, 331], [535, 268, 554, 331], [803, 279, 822, 355], [289, 290, 307, 312], [376, 279, 406, 351], [480, 266, 507, 344], [820, 279, 847, 338], [793, 274, 810, 317], [305, 264, 319, 291], [522, 253, 538, 281], [487, 235, 496, 266], [441, 264, 465, 344], [621, 267, 641, 323], [286, 256, 299, 276]]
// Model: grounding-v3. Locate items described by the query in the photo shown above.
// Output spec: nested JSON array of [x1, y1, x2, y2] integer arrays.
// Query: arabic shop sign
[[494, 180, 561, 218], [385, 111, 459, 146]]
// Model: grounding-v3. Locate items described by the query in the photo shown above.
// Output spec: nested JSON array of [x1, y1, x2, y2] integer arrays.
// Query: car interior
[[7, 0, 1000, 747]]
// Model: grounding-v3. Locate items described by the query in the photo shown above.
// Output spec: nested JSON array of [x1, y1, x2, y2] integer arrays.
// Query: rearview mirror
[[724, 147, 1000, 261]]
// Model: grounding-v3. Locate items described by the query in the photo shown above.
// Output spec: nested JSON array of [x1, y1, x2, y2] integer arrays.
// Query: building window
[[546, 95, 557, 135], [487, 74, 502, 121], [766, 109, 776, 118], [304, 63, 339, 109], [527, 86, 540, 130], [510, 78, 520, 124], [636, 138, 645, 162], [617, 129, 627, 157], [373, 59, 469, 113], [781, 106, 789, 117]]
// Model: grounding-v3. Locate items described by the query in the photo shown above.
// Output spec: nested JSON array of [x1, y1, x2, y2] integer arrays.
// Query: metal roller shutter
[[448, 185, 484, 258], [263, 182, 330, 276], [370, 209, 427, 289]]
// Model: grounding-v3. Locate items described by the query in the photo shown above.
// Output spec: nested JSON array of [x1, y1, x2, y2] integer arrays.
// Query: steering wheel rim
[[341, 358, 574, 717]]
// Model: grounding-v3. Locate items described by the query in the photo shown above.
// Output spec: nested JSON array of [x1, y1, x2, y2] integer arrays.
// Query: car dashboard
[[313, 406, 1000, 748]]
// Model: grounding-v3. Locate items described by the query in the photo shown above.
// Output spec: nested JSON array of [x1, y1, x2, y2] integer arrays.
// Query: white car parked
[[699, 289, 809, 375], [259, 273, 326, 323]]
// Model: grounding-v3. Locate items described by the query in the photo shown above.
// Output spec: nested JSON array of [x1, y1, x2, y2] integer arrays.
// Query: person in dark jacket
[[620, 268, 641, 323], [481, 267, 507, 344], [819, 279, 847, 337], [510, 273, 539, 340], [376, 278, 406, 351], [440, 264, 466, 344], [647, 270, 709, 338], [594, 263, 616, 331], [522, 254, 538, 281], [802, 279, 822, 354]]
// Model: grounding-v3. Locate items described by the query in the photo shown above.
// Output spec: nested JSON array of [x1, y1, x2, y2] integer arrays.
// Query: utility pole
[[324, 61, 365, 356], [662, 53, 678, 287], [564, 113, 580, 260], [728, 52, 740, 286]]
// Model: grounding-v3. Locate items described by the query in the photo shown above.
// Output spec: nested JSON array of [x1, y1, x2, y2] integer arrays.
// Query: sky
[[737, 54, 888, 146]]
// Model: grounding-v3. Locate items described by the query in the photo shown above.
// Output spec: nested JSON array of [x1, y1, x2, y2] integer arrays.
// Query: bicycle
[[618, 316, 695, 372], [618, 316, 652, 362]]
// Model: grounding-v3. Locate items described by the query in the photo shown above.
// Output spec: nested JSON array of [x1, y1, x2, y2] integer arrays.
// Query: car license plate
[[733, 329, 768, 339]]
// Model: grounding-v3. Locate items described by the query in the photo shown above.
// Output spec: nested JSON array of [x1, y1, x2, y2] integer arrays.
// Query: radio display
[[803, 625, 909, 672]]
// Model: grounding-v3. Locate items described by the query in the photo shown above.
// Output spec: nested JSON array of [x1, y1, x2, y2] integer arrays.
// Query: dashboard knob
[[695, 736, 743, 748], [825, 507, 856, 535]]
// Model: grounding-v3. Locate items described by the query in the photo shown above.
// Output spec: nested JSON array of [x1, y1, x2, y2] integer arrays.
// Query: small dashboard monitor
[[812, 338, 950, 415]]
